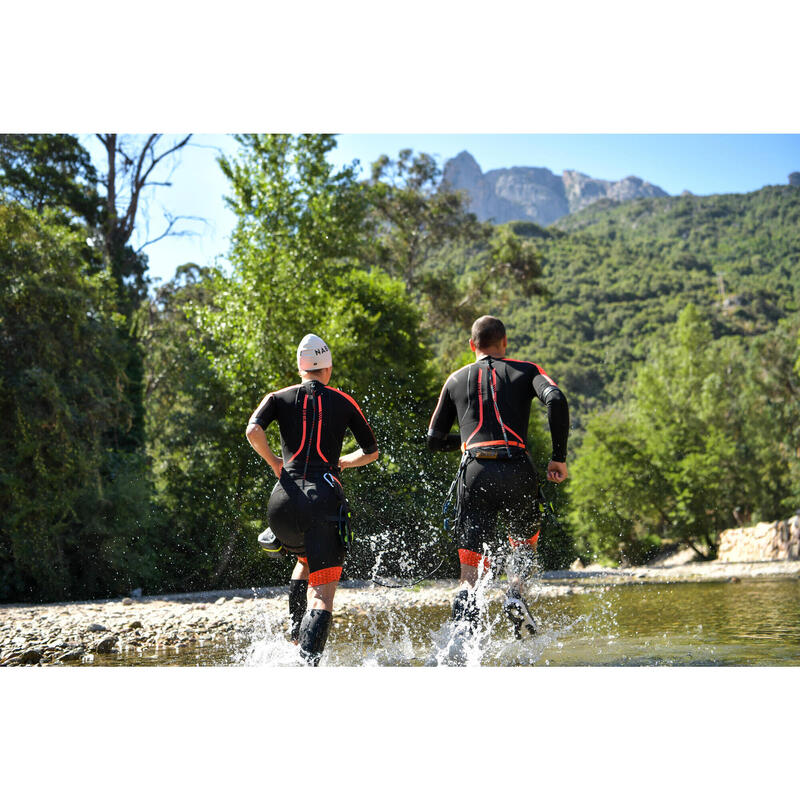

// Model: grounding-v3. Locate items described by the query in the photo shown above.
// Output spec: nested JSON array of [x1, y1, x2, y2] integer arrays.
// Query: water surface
[[79, 578, 800, 666]]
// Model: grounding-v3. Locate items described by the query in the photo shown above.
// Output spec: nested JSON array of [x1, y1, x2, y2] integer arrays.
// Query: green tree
[[737, 315, 800, 518], [568, 305, 757, 562], [0, 205, 160, 601], [144, 135, 440, 589], [0, 134, 101, 225], [569, 412, 669, 564]]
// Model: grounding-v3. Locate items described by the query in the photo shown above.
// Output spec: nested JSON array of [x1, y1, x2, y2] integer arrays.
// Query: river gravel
[[2, 558, 798, 666]]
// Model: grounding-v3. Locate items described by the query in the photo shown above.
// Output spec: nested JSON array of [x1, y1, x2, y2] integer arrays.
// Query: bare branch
[[135, 213, 206, 253], [121, 135, 192, 243], [137, 135, 191, 190], [120, 135, 160, 239]]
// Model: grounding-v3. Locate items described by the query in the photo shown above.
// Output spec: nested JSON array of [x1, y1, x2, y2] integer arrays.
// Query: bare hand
[[269, 458, 283, 478], [546, 460, 568, 483]]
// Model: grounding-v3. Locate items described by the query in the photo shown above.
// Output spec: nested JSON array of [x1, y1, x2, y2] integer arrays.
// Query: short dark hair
[[471, 315, 506, 348], [299, 367, 329, 378]]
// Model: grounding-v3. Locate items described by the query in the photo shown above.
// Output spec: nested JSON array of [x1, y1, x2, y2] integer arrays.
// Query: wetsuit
[[249, 380, 378, 587], [427, 356, 569, 568]]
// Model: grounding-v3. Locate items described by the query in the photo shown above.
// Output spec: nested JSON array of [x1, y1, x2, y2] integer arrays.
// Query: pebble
[[88, 623, 108, 632], [121, 598, 134, 606], [19, 649, 42, 665], [58, 648, 85, 662], [214, 597, 226, 605], [93, 636, 117, 654]]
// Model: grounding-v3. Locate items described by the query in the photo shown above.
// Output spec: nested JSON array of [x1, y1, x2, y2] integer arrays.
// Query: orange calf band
[[297, 556, 308, 564], [508, 530, 540, 548], [458, 549, 491, 570], [309, 566, 342, 586]]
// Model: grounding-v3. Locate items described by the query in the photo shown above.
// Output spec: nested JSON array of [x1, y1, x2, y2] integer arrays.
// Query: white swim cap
[[297, 333, 332, 371]]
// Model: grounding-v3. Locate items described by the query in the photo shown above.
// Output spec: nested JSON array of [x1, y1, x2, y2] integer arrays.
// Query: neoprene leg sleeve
[[298, 609, 332, 666], [288, 579, 308, 642]]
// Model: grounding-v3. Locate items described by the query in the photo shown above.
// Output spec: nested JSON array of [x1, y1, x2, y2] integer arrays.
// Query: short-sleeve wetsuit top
[[427, 356, 569, 462], [249, 380, 378, 474]]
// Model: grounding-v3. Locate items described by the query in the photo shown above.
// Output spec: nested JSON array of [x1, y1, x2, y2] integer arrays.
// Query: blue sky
[[85, 134, 800, 286]]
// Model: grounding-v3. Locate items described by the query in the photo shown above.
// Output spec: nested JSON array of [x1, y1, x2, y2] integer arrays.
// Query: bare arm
[[245, 423, 283, 477], [339, 448, 380, 469]]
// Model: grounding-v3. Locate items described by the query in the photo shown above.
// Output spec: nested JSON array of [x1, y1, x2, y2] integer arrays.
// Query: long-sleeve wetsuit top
[[249, 380, 378, 473], [426, 356, 569, 461]]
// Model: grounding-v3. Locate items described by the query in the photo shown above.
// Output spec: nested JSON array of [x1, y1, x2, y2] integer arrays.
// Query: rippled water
[[80, 578, 800, 666]]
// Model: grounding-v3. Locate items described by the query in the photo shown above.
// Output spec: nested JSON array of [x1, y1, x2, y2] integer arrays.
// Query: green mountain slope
[[496, 185, 800, 434]]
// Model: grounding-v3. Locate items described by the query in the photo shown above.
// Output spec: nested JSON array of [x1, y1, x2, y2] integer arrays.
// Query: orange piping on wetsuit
[[287, 394, 309, 463], [463, 369, 484, 449], [309, 566, 342, 586], [327, 386, 371, 426], [503, 358, 559, 387]]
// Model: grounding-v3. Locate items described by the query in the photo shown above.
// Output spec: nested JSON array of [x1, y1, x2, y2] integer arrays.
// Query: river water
[[80, 578, 800, 667]]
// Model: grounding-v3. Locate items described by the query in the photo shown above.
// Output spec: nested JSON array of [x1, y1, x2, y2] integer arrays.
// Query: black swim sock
[[289, 579, 308, 642], [298, 609, 332, 666]]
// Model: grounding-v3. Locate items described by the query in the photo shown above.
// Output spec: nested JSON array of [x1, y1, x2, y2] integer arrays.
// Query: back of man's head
[[471, 315, 506, 349]]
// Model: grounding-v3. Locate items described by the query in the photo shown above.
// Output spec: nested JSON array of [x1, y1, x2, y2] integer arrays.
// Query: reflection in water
[[78, 579, 800, 667]]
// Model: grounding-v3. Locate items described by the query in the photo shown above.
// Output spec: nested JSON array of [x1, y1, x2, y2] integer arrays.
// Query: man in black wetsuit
[[427, 315, 569, 638], [246, 334, 379, 665]]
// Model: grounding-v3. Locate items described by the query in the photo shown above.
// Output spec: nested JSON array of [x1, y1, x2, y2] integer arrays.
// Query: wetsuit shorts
[[267, 468, 346, 586], [458, 453, 542, 568]]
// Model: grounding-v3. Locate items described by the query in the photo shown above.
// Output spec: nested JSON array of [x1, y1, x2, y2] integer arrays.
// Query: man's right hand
[[268, 458, 283, 478], [546, 461, 568, 483]]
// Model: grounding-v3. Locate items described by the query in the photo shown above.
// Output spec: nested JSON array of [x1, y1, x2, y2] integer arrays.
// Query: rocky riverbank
[[2, 557, 799, 666]]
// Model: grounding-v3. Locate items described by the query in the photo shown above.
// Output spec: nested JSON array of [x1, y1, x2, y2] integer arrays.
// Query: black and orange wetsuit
[[249, 379, 378, 587], [426, 355, 569, 569]]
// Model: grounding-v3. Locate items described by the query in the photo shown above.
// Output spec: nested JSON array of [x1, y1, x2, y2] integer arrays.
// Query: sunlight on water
[[73, 576, 800, 666], [230, 577, 800, 668]]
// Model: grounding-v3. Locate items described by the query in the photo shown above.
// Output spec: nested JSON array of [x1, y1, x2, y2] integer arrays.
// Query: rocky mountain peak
[[445, 150, 483, 183], [442, 151, 669, 225]]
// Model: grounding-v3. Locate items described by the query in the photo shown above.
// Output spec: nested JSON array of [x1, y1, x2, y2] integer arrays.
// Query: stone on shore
[[58, 648, 85, 662], [717, 515, 800, 562], [19, 648, 42, 665], [93, 636, 117, 654]]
